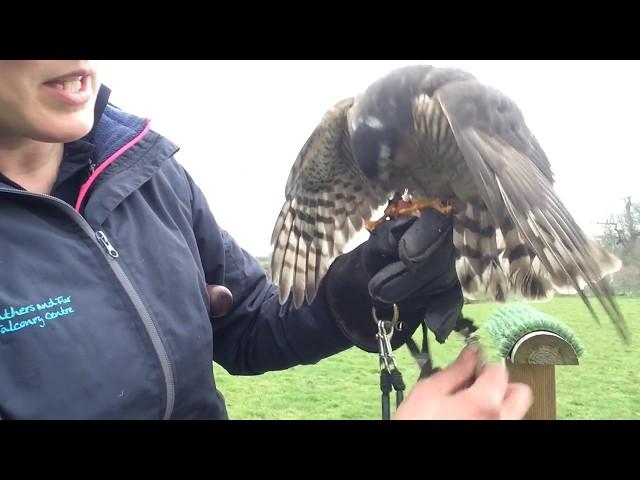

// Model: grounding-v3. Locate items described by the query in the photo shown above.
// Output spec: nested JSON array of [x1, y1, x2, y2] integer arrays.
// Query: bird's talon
[[407, 198, 453, 216], [365, 219, 383, 232], [366, 196, 452, 231]]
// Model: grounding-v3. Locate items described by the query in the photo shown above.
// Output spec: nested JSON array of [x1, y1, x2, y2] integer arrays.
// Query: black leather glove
[[323, 208, 464, 353]]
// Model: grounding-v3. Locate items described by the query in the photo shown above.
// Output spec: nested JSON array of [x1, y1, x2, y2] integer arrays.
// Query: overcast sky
[[97, 60, 640, 258]]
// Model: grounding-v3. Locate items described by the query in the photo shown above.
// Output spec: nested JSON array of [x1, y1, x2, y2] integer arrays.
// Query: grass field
[[212, 297, 640, 419]]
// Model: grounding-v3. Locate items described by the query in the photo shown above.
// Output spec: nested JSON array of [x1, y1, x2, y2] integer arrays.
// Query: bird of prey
[[270, 64, 628, 340]]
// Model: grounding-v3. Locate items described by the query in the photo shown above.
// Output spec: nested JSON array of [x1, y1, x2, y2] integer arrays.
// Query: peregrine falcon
[[270, 64, 628, 340]]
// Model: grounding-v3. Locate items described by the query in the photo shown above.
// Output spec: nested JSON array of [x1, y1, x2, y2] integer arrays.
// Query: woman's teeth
[[51, 77, 83, 93]]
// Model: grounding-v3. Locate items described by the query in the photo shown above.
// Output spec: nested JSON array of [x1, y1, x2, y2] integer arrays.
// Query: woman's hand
[[395, 346, 533, 420]]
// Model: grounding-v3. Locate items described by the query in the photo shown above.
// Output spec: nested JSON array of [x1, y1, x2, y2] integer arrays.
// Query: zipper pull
[[88, 158, 96, 175], [96, 230, 120, 258]]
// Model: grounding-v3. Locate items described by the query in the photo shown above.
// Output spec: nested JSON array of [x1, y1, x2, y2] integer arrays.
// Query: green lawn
[[212, 297, 640, 419]]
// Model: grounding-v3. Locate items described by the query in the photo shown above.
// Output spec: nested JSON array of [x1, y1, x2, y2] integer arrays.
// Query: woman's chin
[[31, 117, 95, 144]]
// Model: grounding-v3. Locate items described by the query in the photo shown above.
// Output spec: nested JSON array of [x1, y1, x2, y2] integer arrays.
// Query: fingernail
[[459, 345, 478, 362], [464, 342, 482, 359], [467, 341, 481, 353]]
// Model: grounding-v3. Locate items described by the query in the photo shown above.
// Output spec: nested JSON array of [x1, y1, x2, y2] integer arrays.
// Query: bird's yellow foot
[[365, 218, 385, 232], [365, 197, 408, 231], [399, 198, 453, 217], [365, 197, 452, 232]]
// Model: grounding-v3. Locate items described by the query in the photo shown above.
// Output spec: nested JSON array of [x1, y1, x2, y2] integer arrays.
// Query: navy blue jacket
[[0, 98, 352, 419]]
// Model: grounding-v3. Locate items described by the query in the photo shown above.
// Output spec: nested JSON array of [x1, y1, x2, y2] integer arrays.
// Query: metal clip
[[371, 303, 400, 330], [374, 304, 400, 373]]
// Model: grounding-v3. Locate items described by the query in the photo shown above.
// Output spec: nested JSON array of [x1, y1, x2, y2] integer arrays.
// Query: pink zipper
[[74, 120, 152, 212]]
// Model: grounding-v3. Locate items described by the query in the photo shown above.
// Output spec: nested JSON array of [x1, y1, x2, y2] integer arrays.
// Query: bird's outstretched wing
[[271, 98, 387, 308], [432, 80, 628, 341]]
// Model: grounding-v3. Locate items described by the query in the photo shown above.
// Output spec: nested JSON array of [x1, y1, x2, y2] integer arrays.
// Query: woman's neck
[[0, 139, 64, 195]]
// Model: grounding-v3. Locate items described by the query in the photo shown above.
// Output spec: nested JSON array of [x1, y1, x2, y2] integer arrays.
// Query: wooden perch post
[[506, 331, 579, 420]]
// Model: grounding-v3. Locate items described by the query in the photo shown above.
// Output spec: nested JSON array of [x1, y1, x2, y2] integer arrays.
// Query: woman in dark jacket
[[0, 60, 531, 420]]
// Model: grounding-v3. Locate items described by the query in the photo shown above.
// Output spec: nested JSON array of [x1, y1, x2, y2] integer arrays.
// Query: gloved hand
[[323, 208, 464, 353]]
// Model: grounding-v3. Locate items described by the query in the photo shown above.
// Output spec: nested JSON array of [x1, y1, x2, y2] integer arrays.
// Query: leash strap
[[374, 305, 406, 420]]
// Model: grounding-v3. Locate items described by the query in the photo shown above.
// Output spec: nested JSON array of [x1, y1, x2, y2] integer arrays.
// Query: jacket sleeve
[[184, 168, 353, 375]]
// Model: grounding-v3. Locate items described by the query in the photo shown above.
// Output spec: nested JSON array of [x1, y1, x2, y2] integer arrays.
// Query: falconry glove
[[323, 209, 464, 352]]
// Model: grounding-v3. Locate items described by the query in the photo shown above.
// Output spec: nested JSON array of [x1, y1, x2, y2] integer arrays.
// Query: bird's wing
[[431, 79, 628, 340], [271, 98, 387, 308]]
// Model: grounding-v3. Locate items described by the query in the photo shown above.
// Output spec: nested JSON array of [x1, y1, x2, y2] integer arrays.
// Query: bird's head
[[349, 65, 435, 187]]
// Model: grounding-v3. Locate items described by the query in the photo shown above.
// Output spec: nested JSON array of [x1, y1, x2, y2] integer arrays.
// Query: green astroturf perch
[[485, 302, 584, 419]]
